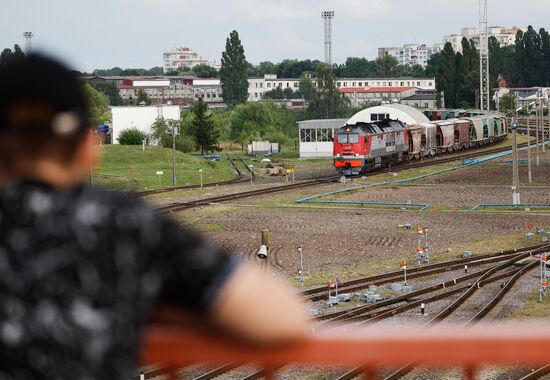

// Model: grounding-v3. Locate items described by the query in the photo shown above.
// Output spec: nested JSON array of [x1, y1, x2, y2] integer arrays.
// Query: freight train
[[334, 113, 508, 175]]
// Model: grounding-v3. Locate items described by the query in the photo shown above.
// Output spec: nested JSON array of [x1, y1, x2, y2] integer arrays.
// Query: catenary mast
[[479, 0, 490, 110]]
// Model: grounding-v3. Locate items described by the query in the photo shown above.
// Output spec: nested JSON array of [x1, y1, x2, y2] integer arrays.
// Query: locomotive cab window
[[337, 133, 359, 144]]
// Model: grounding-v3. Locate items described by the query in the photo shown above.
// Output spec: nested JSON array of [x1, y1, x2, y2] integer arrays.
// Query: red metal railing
[[140, 322, 550, 380]]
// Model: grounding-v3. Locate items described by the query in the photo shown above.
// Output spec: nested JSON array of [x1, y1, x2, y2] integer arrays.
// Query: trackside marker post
[[156, 170, 164, 185]]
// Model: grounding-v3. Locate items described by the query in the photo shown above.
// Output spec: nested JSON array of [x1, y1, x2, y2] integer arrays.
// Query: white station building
[[298, 104, 429, 158], [111, 105, 181, 144]]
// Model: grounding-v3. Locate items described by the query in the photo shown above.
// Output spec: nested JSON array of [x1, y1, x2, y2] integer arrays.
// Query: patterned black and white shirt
[[0, 181, 237, 380]]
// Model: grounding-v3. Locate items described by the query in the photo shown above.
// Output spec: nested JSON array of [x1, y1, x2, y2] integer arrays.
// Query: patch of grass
[[193, 224, 225, 233], [302, 232, 542, 287], [95, 145, 235, 190], [511, 288, 550, 319]]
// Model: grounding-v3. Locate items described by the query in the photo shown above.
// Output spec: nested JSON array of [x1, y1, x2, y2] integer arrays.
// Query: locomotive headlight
[[354, 153, 359, 157]]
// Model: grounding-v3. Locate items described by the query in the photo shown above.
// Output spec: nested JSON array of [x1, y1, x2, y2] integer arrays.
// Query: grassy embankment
[[94, 145, 235, 190]]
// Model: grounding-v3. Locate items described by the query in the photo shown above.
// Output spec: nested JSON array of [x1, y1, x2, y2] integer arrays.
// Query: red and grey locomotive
[[334, 119, 408, 175], [334, 113, 508, 176]]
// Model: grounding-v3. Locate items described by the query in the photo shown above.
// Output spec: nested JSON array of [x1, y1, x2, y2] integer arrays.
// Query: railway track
[[303, 244, 546, 304], [518, 365, 550, 380], [332, 246, 549, 380], [179, 245, 547, 380], [153, 140, 533, 214]]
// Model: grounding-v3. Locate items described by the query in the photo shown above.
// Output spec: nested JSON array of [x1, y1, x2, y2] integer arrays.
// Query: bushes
[[117, 128, 148, 145]]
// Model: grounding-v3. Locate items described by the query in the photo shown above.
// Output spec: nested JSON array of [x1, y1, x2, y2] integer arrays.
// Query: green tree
[[220, 30, 249, 106], [333, 57, 377, 78], [83, 84, 111, 125], [262, 87, 284, 99], [147, 66, 165, 76], [93, 82, 123, 106], [375, 55, 399, 77], [425, 52, 442, 77], [308, 64, 350, 119], [12, 45, 24, 60], [192, 64, 218, 78], [540, 28, 550, 86], [117, 128, 147, 145], [257, 61, 277, 76], [136, 89, 152, 105], [455, 38, 478, 108], [498, 93, 516, 112], [187, 98, 220, 154], [0, 45, 25, 67], [489, 36, 502, 89], [299, 76, 315, 101], [150, 117, 194, 153], [436, 43, 457, 108]]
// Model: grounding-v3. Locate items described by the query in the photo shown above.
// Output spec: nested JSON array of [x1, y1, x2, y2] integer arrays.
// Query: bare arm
[[210, 263, 311, 344]]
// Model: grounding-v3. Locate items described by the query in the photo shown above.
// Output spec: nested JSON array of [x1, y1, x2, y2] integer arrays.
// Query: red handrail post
[[464, 365, 476, 380], [264, 363, 276, 380]]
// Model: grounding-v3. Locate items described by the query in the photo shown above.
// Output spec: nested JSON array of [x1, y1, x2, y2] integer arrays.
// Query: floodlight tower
[[321, 10, 334, 65], [479, 0, 490, 110], [23, 32, 34, 54]]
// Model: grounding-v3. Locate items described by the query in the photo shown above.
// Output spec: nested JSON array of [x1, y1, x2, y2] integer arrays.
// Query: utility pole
[[511, 122, 520, 205], [547, 96, 550, 151], [321, 11, 335, 65], [540, 101, 544, 166], [541, 96, 546, 153], [527, 116, 532, 183], [479, 0, 490, 111], [88, 130, 94, 187], [297, 246, 304, 288], [172, 122, 177, 187]]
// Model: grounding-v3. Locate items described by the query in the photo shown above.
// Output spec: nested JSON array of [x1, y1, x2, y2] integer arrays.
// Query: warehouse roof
[[346, 104, 430, 126], [402, 94, 436, 101], [364, 87, 417, 93]]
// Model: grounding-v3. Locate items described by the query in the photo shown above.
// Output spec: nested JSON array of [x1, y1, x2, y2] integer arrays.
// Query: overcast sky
[[2, 0, 549, 72]]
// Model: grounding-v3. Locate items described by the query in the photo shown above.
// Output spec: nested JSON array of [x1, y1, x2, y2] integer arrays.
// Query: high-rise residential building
[[163, 47, 210, 71], [442, 26, 524, 53], [378, 44, 442, 68]]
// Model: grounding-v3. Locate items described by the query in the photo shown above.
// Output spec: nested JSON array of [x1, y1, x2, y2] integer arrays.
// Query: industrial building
[[111, 105, 181, 144], [247, 74, 435, 102], [84, 76, 223, 106], [401, 91, 440, 109], [297, 119, 348, 158], [338, 87, 420, 107], [346, 104, 429, 126]]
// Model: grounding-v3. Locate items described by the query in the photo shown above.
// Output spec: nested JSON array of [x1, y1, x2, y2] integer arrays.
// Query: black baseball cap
[[0, 54, 89, 137]]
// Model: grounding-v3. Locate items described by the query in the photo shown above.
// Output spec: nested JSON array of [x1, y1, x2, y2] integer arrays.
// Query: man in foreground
[[0, 55, 309, 379]]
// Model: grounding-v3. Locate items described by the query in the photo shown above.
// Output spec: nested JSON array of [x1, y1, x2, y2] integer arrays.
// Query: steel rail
[[146, 138, 530, 211], [333, 247, 547, 380], [382, 247, 548, 380], [518, 364, 550, 380], [304, 245, 546, 302], [317, 251, 538, 325]]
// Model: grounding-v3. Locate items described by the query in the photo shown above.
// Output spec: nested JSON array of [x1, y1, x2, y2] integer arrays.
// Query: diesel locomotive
[[334, 114, 508, 175]]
